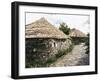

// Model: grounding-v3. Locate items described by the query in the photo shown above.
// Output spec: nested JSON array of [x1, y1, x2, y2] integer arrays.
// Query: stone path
[[50, 43, 89, 67]]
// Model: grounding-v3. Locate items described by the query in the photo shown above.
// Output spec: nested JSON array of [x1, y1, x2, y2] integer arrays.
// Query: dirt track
[[50, 43, 89, 67]]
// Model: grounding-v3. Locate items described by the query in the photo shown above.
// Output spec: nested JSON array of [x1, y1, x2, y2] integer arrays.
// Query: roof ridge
[[26, 17, 68, 39]]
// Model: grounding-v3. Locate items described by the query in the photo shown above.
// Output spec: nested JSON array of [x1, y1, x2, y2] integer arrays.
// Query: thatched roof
[[25, 17, 68, 39], [69, 28, 86, 37]]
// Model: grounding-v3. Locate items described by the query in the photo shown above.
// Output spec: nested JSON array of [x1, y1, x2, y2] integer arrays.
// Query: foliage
[[56, 44, 73, 58], [71, 37, 88, 45], [45, 43, 74, 67], [59, 22, 70, 35], [26, 43, 74, 68], [84, 33, 90, 54]]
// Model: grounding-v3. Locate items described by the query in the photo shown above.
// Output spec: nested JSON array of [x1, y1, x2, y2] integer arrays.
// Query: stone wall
[[25, 38, 72, 67]]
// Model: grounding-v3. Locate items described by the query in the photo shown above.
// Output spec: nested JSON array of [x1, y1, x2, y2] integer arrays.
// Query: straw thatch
[[69, 28, 86, 37], [25, 17, 68, 39]]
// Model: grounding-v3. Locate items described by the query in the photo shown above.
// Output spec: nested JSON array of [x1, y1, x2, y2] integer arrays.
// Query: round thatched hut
[[69, 28, 87, 45], [25, 17, 72, 67], [69, 28, 86, 37]]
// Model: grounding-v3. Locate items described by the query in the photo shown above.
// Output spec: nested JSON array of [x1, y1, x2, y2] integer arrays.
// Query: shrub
[[26, 44, 74, 68], [71, 37, 88, 45], [84, 34, 90, 54], [46, 44, 74, 66]]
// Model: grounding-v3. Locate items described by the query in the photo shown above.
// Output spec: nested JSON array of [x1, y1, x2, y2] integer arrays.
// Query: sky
[[25, 12, 90, 34]]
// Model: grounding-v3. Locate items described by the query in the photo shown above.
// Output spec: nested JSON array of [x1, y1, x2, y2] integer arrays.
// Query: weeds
[[26, 44, 74, 68]]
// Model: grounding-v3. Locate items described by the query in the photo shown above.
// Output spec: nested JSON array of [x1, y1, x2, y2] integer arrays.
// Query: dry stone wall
[[25, 38, 72, 67]]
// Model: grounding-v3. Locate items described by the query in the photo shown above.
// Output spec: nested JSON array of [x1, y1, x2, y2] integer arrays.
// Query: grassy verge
[[46, 44, 74, 66], [26, 43, 74, 68], [71, 37, 88, 45]]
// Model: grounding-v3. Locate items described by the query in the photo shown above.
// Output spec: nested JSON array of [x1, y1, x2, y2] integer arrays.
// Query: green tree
[[85, 33, 90, 54], [59, 22, 70, 35]]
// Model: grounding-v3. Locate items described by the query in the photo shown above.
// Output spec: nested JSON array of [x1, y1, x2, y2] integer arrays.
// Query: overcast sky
[[26, 12, 90, 34]]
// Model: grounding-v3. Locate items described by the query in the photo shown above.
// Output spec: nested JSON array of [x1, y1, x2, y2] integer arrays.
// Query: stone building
[[69, 28, 86, 37], [69, 28, 87, 44], [25, 17, 72, 67]]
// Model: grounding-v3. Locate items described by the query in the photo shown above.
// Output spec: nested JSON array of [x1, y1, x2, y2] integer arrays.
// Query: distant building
[[69, 28, 87, 45], [69, 28, 86, 37], [25, 17, 72, 67]]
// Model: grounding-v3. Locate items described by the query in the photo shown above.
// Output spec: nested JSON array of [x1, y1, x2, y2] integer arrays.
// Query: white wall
[[0, 0, 99, 81]]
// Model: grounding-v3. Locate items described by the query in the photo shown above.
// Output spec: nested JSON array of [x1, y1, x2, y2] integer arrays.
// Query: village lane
[[50, 43, 89, 67]]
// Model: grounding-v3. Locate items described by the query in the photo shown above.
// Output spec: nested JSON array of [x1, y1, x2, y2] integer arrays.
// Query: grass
[[26, 43, 74, 68], [56, 44, 73, 58], [71, 37, 88, 45], [44, 44, 74, 67]]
